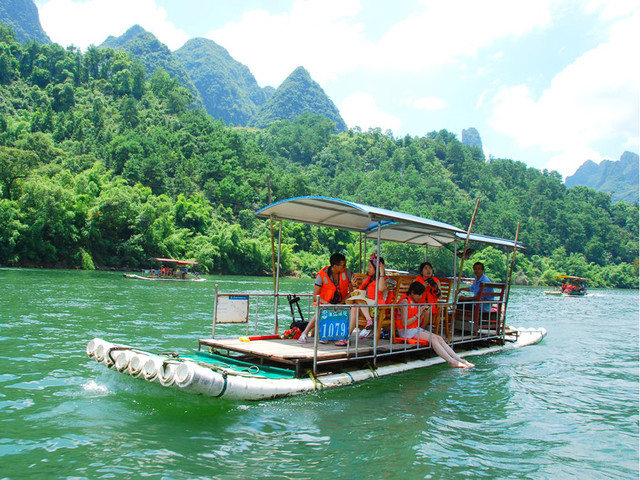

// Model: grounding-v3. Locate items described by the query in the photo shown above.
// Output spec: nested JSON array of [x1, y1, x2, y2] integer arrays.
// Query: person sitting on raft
[[396, 281, 474, 368], [458, 262, 493, 312], [415, 261, 441, 330], [337, 254, 394, 345], [298, 252, 352, 344]]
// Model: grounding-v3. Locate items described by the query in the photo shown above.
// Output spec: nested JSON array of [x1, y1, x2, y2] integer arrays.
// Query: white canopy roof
[[255, 196, 467, 247]]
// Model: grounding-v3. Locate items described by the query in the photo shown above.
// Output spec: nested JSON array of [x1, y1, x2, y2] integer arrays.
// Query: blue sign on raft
[[318, 308, 349, 341]]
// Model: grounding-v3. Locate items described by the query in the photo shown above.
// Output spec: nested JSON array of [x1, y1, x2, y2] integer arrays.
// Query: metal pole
[[267, 176, 276, 293], [454, 199, 480, 303], [313, 302, 320, 375], [212, 283, 219, 338], [274, 219, 283, 334], [502, 222, 521, 333], [453, 243, 457, 286], [358, 193, 363, 272], [372, 221, 382, 365]]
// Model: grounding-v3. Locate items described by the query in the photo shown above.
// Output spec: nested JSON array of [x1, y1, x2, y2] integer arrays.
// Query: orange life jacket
[[394, 294, 419, 330], [416, 276, 440, 317], [360, 275, 394, 304], [316, 266, 350, 304]]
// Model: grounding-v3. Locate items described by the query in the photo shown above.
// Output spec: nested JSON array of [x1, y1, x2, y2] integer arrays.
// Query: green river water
[[1, 268, 638, 479]]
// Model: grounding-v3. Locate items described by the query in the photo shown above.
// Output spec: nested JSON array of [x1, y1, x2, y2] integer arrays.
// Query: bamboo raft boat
[[87, 196, 546, 400]]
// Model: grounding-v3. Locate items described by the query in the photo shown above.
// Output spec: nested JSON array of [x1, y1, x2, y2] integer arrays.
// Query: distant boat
[[544, 275, 589, 296], [123, 258, 205, 282]]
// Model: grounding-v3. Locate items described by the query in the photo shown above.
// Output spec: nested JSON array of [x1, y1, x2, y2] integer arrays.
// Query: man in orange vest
[[297, 253, 351, 343]]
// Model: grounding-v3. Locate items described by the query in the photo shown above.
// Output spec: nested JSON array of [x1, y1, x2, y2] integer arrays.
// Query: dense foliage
[[0, 27, 637, 288]]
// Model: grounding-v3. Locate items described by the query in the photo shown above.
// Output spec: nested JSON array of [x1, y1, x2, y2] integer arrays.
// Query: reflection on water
[[0, 269, 638, 479]]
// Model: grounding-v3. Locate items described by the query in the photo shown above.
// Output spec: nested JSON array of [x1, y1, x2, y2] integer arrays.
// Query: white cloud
[[367, 0, 554, 71], [37, 0, 190, 50], [204, 0, 558, 87], [488, 10, 640, 177], [204, 0, 369, 87], [584, 0, 639, 20], [410, 97, 447, 111], [339, 92, 402, 132]]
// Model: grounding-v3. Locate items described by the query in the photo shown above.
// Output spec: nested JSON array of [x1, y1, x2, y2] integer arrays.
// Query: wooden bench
[[352, 274, 414, 342], [434, 277, 453, 341], [455, 282, 507, 336], [351, 274, 455, 343]]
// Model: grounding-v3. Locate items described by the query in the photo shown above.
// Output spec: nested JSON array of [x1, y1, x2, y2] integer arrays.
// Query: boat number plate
[[319, 308, 349, 340]]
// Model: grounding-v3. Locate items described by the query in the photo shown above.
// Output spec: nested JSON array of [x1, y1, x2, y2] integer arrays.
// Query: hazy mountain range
[[1, 1, 346, 131], [565, 151, 639, 204], [100, 25, 347, 132], [0, 0, 50, 44]]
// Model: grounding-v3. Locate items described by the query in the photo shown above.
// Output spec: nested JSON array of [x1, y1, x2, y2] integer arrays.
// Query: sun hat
[[345, 289, 374, 305]]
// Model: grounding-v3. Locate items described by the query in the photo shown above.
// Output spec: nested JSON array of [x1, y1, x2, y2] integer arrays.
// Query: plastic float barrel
[[86, 338, 103, 358], [158, 361, 179, 387], [142, 356, 165, 383], [94, 341, 116, 365], [127, 353, 149, 378], [114, 350, 135, 372], [174, 362, 225, 396]]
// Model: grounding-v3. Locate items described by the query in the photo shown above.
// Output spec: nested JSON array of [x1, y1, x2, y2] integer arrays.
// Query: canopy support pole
[[501, 222, 520, 332], [273, 218, 283, 335], [454, 199, 480, 304], [372, 221, 382, 366], [267, 175, 276, 292]]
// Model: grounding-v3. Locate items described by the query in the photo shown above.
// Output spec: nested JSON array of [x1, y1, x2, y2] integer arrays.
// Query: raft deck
[[199, 333, 500, 377]]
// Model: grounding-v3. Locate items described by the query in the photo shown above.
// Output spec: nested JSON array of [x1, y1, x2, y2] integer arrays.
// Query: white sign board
[[216, 295, 249, 324]]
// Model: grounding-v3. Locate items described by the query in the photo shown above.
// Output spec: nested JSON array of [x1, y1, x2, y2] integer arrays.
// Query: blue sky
[[34, 0, 639, 178]]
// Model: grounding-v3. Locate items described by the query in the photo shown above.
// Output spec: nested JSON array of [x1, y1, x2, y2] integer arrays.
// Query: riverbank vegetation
[[0, 27, 637, 287]]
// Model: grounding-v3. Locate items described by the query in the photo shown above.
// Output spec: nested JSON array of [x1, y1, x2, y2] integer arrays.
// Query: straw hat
[[345, 289, 374, 305]]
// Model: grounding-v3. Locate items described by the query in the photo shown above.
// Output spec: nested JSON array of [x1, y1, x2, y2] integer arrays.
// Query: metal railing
[[212, 288, 507, 373]]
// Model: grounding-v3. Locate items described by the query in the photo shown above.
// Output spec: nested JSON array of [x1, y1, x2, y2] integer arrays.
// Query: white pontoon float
[[87, 196, 546, 400]]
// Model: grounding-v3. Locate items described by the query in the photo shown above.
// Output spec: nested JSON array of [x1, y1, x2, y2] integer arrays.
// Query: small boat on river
[[544, 275, 589, 296], [123, 258, 205, 282], [88, 197, 546, 401]]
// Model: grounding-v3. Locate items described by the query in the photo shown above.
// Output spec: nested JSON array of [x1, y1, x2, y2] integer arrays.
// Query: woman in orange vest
[[395, 282, 474, 368], [414, 261, 441, 330], [298, 253, 351, 343], [338, 254, 393, 344]]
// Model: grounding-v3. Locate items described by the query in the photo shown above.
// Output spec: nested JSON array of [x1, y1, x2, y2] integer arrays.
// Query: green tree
[[0, 146, 39, 199]]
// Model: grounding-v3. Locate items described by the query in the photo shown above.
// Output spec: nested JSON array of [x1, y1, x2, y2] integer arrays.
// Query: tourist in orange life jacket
[[415, 261, 441, 330], [297, 253, 352, 344], [336, 254, 392, 345], [396, 281, 474, 368]]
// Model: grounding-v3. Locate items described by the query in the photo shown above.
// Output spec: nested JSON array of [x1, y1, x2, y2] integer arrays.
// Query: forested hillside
[[249, 66, 347, 132], [174, 37, 268, 126], [0, 26, 637, 287], [99, 25, 203, 109]]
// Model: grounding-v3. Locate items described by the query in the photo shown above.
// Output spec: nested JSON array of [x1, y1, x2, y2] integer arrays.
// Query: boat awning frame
[[152, 257, 198, 265], [556, 275, 589, 281], [255, 196, 468, 247]]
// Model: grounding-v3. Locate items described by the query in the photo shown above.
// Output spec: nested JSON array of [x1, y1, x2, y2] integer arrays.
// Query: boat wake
[[81, 379, 110, 395]]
